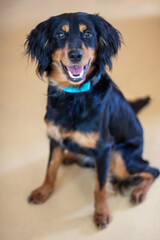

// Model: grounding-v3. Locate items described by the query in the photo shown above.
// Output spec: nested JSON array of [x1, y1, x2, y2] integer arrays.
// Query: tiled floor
[[0, 1, 160, 239]]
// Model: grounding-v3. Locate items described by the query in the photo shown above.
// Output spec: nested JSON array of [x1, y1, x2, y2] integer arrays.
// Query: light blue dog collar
[[62, 74, 101, 93]]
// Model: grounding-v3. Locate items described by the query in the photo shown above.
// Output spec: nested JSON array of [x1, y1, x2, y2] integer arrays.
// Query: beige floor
[[0, 1, 160, 240]]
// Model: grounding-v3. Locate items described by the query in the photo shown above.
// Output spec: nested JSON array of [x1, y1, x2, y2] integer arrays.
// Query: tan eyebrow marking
[[79, 24, 87, 32], [62, 24, 69, 32]]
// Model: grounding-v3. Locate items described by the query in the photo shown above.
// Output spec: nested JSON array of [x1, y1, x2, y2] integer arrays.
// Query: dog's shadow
[[1, 158, 144, 239]]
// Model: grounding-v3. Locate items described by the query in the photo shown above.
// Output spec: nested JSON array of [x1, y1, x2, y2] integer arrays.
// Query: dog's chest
[[45, 86, 103, 132], [46, 120, 99, 148], [45, 86, 104, 148]]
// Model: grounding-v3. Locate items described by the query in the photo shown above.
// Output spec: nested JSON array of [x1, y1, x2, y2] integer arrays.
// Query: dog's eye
[[83, 31, 93, 38], [56, 31, 66, 39]]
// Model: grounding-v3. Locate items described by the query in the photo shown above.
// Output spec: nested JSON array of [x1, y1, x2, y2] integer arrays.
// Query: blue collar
[[61, 74, 101, 93]]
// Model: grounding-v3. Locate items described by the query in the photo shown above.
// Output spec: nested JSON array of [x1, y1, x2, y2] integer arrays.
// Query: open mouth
[[60, 61, 90, 84]]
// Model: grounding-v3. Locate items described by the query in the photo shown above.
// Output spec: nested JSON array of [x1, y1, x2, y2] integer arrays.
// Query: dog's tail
[[128, 96, 151, 114]]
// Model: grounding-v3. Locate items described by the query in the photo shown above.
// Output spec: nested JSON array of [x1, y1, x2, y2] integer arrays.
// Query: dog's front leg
[[28, 139, 63, 204], [94, 146, 112, 229]]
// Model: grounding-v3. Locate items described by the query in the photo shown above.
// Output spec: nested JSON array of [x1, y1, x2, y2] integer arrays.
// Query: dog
[[25, 12, 159, 229]]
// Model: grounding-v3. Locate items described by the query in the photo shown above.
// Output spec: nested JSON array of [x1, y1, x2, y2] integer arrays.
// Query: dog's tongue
[[67, 65, 83, 75]]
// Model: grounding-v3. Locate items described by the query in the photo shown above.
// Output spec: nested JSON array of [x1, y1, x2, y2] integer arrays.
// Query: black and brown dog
[[25, 12, 159, 229]]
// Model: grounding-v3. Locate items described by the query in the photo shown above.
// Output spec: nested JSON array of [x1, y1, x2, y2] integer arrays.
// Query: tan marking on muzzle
[[49, 42, 97, 87]]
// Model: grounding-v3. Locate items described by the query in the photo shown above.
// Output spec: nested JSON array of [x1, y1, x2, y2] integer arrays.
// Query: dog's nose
[[68, 50, 83, 63]]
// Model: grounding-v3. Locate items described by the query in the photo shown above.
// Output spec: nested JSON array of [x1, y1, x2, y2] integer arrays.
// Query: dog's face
[[50, 14, 98, 86], [25, 13, 121, 87]]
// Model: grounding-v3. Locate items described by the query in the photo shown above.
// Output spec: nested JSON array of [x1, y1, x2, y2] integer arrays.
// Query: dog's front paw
[[28, 184, 53, 204], [94, 211, 112, 229]]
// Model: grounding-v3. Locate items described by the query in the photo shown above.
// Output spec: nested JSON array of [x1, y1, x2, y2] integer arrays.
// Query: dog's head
[[25, 13, 122, 87]]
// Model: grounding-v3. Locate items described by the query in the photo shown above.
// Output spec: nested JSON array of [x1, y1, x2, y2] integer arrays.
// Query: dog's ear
[[25, 19, 52, 76], [93, 15, 122, 71]]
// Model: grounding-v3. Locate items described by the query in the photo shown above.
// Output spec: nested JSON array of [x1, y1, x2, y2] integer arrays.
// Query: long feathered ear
[[93, 14, 122, 72], [25, 19, 52, 76]]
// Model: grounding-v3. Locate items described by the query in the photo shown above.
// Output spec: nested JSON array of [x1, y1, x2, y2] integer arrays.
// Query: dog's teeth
[[68, 69, 84, 79]]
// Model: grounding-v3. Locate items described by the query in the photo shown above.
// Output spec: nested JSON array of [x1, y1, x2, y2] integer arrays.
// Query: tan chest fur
[[45, 120, 98, 148]]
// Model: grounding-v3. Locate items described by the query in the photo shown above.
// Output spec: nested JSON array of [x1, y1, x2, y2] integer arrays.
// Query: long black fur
[[25, 12, 159, 190]]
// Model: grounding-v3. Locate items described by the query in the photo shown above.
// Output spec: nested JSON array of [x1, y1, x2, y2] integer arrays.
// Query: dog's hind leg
[[110, 151, 159, 204], [130, 168, 159, 204], [28, 139, 63, 204]]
